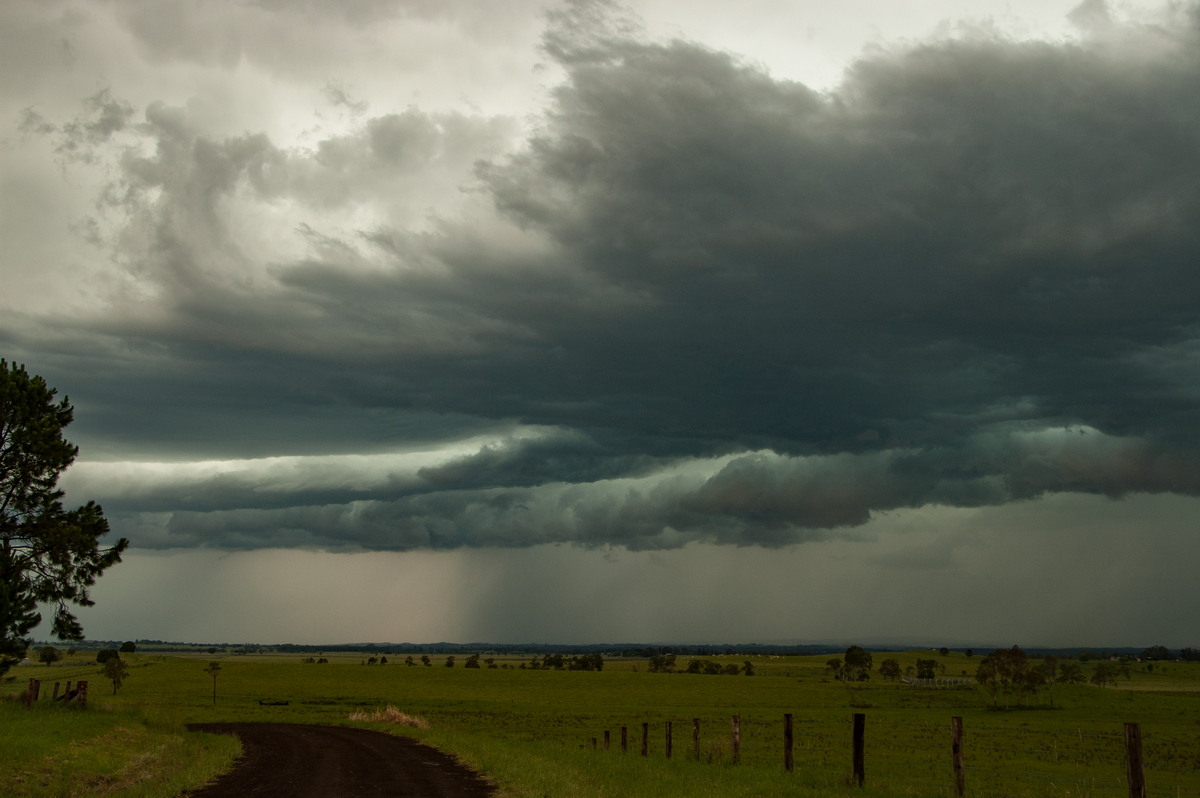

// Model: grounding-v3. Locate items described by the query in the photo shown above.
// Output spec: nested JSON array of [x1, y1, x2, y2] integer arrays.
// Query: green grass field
[[3, 650, 1198, 797]]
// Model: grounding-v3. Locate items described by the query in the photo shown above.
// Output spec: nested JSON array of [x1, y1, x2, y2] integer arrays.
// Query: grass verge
[[0, 698, 240, 798]]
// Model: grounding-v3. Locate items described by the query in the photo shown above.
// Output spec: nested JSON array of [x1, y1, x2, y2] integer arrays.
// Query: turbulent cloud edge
[[78, 426, 1199, 551]]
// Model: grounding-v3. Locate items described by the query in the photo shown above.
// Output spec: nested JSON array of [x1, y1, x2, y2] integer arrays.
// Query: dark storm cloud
[[18, 2, 1200, 550]]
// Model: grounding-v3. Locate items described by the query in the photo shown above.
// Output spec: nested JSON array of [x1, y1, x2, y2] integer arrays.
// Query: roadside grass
[[0, 695, 239, 798], [4, 651, 1199, 796]]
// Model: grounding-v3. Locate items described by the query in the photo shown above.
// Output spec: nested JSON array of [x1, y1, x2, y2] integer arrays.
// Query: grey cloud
[[12, 2, 1200, 552], [18, 89, 135, 165], [111, 425, 1200, 552]]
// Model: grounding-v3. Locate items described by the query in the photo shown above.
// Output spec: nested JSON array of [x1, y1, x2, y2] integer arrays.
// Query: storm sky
[[4, 0, 1200, 647]]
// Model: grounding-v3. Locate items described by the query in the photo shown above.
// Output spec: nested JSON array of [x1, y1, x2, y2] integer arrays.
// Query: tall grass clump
[[348, 705, 430, 728]]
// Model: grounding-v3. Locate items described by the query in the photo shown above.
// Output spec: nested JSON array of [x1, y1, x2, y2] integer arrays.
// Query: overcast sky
[[4, 0, 1199, 647]]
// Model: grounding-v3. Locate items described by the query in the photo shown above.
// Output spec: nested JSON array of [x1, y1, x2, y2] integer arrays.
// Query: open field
[[4, 649, 1199, 797]]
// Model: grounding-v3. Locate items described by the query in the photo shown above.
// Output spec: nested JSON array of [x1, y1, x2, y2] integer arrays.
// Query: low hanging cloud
[[81, 425, 1200, 552], [12, 1, 1200, 552]]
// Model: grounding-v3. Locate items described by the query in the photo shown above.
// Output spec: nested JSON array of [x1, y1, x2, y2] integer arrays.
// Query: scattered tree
[[843, 646, 873, 681], [444, 655, 455, 668], [0, 361, 129, 675], [1090, 661, 1120, 687], [976, 646, 1041, 708], [568, 653, 603, 671], [878, 658, 901, 681], [405, 655, 415, 666], [1140, 645, 1170, 661], [741, 660, 755, 676], [1039, 656, 1060, 705], [103, 655, 128, 694], [119, 641, 137, 653], [826, 658, 844, 679], [915, 659, 939, 680], [648, 653, 677, 673], [464, 654, 480, 669], [1058, 662, 1084, 684], [38, 645, 60, 665], [204, 661, 221, 705], [938, 647, 950, 657], [420, 655, 431, 667], [96, 648, 119, 664]]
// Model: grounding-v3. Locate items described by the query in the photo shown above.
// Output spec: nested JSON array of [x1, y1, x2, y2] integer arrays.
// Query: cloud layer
[[7, 0, 1200, 553]]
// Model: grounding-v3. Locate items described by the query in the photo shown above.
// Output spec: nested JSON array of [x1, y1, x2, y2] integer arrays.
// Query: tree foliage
[[204, 661, 221, 705], [1058, 661, 1084, 684], [843, 646, 873, 681], [648, 653, 677, 673], [915, 658, 939, 680], [0, 361, 128, 674], [103, 655, 128, 694], [976, 646, 1044, 708]]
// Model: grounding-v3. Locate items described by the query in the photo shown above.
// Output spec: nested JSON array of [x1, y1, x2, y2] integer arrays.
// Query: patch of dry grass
[[348, 706, 430, 728]]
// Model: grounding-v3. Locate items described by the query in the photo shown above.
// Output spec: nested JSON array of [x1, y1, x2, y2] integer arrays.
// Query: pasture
[[3, 649, 1199, 796]]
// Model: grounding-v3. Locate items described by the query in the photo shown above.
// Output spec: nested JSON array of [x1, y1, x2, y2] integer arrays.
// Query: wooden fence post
[[76, 681, 88, 707], [621, 725, 628, 753], [852, 713, 866, 788], [951, 716, 965, 797], [732, 715, 741, 765], [24, 678, 40, 707], [641, 722, 649, 757], [52, 682, 61, 701], [1124, 722, 1146, 798], [692, 718, 701, 760], [665, 720, 673, 759], [604, 730, 610, 751], [784, 713, 794, 772]]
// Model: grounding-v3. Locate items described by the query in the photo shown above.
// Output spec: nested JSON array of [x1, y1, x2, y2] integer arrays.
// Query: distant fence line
[[903, 677, 975, 689], [589, 713, 1151, 798]]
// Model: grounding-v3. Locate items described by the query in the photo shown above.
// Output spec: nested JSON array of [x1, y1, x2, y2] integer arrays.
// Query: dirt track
[[185, 723, 497, 797]]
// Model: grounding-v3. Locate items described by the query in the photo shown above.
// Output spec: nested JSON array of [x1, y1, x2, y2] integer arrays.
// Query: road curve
[[185, 723, 496, 797]]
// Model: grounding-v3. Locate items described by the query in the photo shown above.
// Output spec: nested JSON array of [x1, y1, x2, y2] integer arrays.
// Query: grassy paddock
[[0, 695, 239, 798], [3, 651, 1199, 796]]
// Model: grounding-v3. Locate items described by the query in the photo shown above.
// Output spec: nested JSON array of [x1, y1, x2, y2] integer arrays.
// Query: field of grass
[[3, 649, 1199, 797], [0, 691, 239, 797]]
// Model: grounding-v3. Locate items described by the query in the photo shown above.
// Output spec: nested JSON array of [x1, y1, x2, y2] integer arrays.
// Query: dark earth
[[185, 723, 497, 797]]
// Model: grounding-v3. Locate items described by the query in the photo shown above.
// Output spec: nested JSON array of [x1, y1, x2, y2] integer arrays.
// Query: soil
[[185, 723, 497, 797]]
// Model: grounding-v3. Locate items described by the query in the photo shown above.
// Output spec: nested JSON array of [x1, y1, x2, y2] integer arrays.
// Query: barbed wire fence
[[585, 709, 1194, 796]]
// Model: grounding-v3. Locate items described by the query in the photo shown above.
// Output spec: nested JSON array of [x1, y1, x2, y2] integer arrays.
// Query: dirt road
[[185, 723, 497, 797]]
